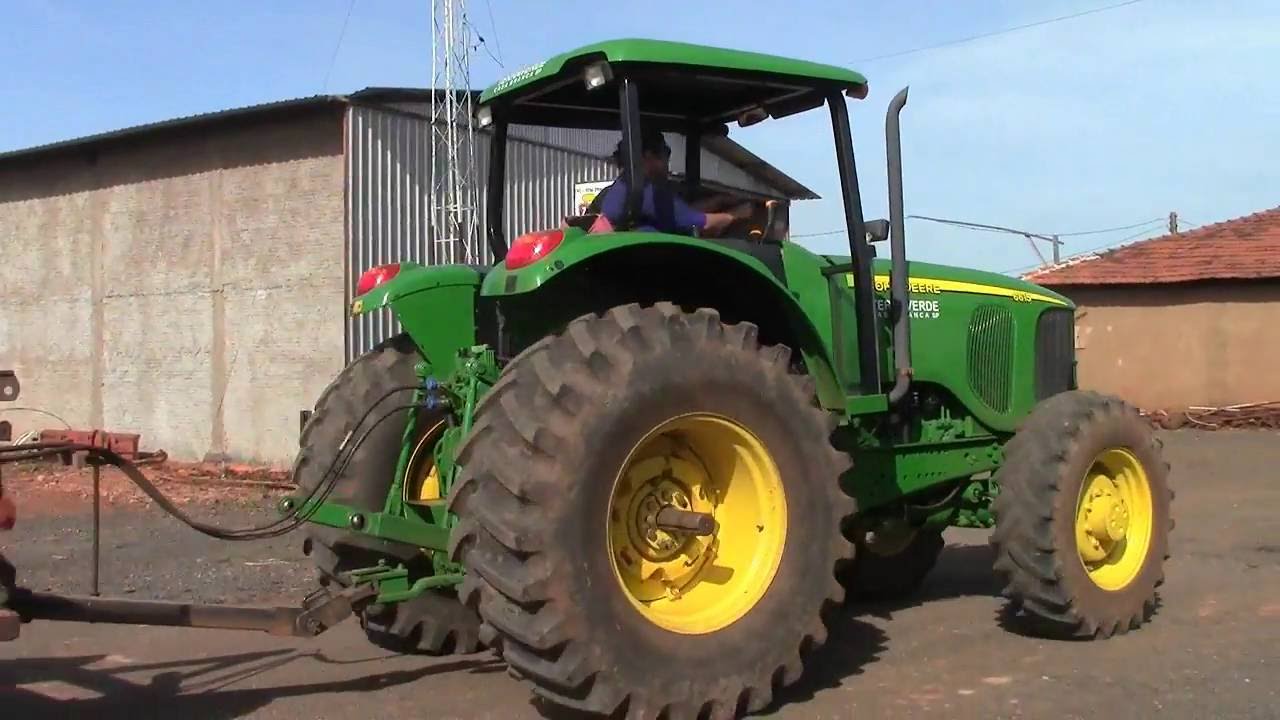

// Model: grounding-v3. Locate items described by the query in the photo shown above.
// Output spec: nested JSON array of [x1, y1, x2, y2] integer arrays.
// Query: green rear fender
[[350, 263, 483, 376], [482, 231, 845, 409]]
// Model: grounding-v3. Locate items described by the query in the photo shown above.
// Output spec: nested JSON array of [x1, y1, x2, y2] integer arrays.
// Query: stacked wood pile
[[1143, 402, 1280, 430]]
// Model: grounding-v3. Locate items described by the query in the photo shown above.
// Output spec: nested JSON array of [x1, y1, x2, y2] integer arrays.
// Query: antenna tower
[[430, 0, 481, 264]]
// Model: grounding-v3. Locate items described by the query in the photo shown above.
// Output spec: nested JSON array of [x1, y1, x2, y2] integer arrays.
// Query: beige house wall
[[1060, 281, 1280, 410]]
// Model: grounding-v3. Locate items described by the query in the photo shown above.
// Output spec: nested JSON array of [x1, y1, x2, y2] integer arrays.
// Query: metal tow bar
[[2, 582, 375, 641]]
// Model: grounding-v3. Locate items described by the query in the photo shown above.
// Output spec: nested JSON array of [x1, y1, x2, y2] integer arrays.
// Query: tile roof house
[[1023, 206, 1280, 411], [1025, 206, 1280, 287]]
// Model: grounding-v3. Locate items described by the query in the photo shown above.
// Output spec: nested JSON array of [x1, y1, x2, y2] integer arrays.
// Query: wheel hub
[[631, 478, 697, 561], [607, 414, 787, 634], [1079, 475, 1130, 559], [1073, 448, 1155, 590]]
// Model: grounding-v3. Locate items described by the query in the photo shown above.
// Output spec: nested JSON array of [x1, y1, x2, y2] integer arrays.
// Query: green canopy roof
[[480, 38, 867, 105]]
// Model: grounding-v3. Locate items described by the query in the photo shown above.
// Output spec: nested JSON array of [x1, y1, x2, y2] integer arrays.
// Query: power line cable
[[1002, 224, 1166, 274], [321, 0, 358, 92], [1053, 217, 1165, 237], [481, 0, 505, 66], [464, 14, 504, 69], [796, 215, 1165, 241], [856, 0, 1147, 63], [790, 229, 848, 239]]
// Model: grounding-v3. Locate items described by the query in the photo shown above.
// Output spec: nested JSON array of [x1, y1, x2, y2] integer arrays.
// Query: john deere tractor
[[292, 39, 1172, 720]]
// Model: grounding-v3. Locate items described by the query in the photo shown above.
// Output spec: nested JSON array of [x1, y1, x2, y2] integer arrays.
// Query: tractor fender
[[350, 263, 483, 376], [482, 232, 845, 409]]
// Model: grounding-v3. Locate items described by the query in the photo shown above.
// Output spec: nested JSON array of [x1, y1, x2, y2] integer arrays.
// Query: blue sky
[[3, 0, 1277, 273]]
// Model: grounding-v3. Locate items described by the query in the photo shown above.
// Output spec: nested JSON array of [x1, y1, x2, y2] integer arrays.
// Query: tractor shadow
[[536, 544, 1001, 719], [0, 646, 504, 719], [855, 542, 1005, 622], [530, 615, 888, 720]]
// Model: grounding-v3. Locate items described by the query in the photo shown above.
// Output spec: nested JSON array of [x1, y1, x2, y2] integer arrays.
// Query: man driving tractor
[[590, 127, 753, 236]]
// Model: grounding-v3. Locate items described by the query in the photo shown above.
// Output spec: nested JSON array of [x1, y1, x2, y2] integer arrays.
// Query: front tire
[[448, 303, 857, 720], [838, 527, 945, 602], [990, 390, 1172, 638]]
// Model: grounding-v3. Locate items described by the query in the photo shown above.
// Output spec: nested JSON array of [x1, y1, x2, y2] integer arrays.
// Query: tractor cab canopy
[[476, 39, 869, 255], [477, 38, 868, 132]]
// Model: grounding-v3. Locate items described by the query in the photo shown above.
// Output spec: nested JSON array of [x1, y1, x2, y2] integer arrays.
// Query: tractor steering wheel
[[746, 200, 780, 243]]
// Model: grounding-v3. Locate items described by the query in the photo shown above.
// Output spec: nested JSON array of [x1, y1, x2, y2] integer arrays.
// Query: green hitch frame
[[287, 345, 501, 599]]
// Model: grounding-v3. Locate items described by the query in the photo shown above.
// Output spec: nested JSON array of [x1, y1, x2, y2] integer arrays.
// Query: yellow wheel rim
[[607, 413, 787, 635], [1074, 448, 1154, 591], [404, 418, 448, 503]]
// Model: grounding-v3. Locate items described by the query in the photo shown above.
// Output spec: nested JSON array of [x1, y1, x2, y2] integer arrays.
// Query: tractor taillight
[[505, 229, 564, 270], [356, 263, 401, 295]]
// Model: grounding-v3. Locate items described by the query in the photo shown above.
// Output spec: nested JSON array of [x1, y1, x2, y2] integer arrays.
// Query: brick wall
[[0, 109, 347, 465]]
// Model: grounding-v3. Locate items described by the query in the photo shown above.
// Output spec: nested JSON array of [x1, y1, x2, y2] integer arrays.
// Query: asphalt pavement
[[2, 430, 1277, 719]]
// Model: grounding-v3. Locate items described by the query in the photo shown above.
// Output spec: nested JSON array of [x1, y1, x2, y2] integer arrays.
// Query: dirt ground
[[2, 429, 1278, 719]]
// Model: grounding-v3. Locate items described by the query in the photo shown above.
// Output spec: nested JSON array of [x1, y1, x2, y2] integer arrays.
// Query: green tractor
[[292, 39, 1172, 719]]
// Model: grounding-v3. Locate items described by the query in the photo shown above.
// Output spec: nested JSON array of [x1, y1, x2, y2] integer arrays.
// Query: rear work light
[[505, 229, 565, 270], [356, 263, 401, 295]]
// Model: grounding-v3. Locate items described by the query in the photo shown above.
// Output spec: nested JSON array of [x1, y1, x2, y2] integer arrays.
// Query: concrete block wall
[[0, 110, 347, 465]]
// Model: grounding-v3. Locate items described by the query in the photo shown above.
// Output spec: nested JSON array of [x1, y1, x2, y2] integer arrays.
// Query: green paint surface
[[480, 38, 867, 104]]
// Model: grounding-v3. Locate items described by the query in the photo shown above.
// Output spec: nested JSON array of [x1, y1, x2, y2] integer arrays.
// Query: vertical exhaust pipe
[[886, 87, 913, 404]]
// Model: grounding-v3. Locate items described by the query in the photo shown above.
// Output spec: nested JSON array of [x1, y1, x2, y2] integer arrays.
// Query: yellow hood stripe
[[845, 273, 1068, 306]]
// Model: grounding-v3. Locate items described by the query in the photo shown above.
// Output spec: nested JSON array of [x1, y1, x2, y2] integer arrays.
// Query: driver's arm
[[699, 203, 753, 236]]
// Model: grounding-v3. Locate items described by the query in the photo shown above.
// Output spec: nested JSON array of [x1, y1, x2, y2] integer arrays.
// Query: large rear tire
[[294, 334, 482, 655], [990, 390, 1172, 638], [449, 303, 857, 720]]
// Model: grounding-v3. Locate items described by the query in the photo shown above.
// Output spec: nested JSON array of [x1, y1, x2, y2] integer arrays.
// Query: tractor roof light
[[846, 82, 869, 100], [583, 62, 613, 91], [355, 263, 401, 295], [476, 105, 494, 128], [505, 229, 565, 270]]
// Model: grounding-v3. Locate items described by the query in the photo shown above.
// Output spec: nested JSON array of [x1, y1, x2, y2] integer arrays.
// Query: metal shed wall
[[344, 105, 616, 362]]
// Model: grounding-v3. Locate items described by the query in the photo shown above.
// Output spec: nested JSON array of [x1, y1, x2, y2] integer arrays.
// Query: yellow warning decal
[[846, 274, 1068, 306]]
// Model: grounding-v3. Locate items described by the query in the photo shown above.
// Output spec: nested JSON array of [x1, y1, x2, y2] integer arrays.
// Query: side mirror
[[865, 218, 890, 244]]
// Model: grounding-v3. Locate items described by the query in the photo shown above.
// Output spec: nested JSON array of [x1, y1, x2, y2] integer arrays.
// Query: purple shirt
[[598, 178, 707, 232]]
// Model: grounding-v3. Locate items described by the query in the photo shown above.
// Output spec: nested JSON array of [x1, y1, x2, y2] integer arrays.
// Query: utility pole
[[1168, 211, 1179, 235]]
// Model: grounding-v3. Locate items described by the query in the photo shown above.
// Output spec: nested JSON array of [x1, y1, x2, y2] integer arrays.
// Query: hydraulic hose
[[0, 385, 426, 542]]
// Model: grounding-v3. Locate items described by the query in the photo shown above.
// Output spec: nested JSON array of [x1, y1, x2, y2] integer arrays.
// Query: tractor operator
[[591, 128, 753, 236]]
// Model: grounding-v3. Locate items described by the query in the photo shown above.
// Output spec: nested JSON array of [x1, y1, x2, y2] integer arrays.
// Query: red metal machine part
[[1, 369, 20, 639]]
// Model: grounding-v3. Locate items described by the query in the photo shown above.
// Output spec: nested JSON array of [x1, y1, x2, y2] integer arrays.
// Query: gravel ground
[[2, 429, 1278, 719], [2, 500, 312, 605]]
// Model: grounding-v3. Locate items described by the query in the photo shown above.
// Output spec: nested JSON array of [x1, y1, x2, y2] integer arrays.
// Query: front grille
[[967, 305, 1014, 413], [1035, 308, 1075, 400]]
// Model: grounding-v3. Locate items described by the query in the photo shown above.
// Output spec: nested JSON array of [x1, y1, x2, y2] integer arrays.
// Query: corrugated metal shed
[[344, 104, 619, 360]]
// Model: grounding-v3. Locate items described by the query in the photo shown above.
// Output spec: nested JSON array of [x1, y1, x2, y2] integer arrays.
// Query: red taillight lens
[[504, 229, 565, 270], [356, 263, 401, 295]]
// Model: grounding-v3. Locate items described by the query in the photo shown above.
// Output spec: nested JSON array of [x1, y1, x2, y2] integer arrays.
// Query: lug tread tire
[[361, 590, 485, 655], [839, 530, 945, 602], [448, 303, 856, 720], [990, 389, 1172, 639], [294, 334, 481, 656]]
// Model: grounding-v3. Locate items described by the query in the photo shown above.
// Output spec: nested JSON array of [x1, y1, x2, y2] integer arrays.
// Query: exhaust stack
[[885, 87, 913, 404]]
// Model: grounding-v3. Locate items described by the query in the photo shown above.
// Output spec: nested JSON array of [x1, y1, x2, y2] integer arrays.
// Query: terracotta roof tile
[[1024, 206, 1280, 286]]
